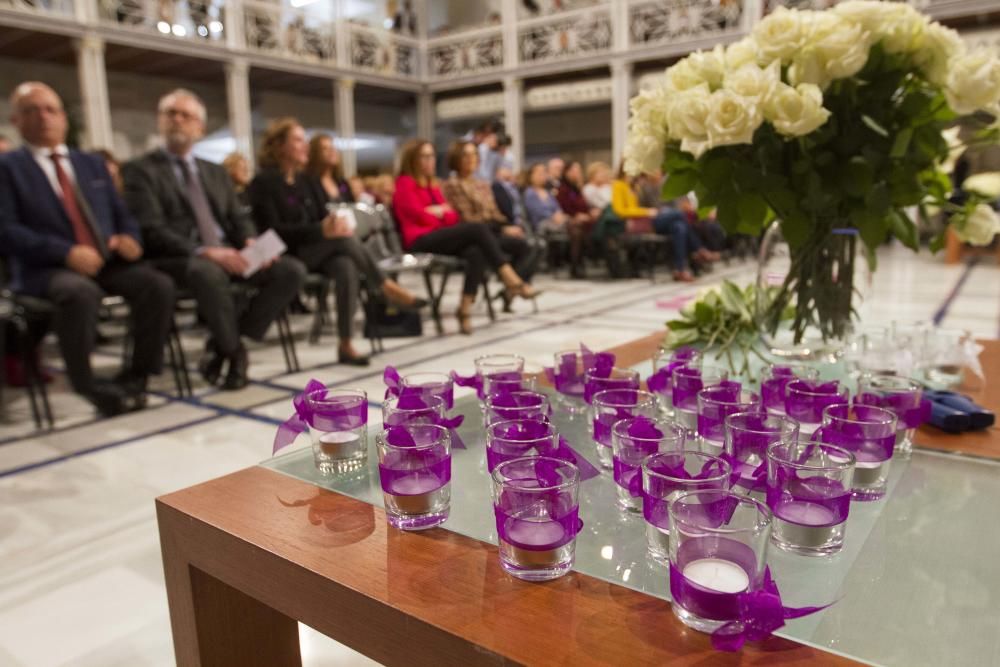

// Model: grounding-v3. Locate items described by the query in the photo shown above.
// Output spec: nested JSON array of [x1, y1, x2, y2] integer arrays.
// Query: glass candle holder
[[642, 451, 731, 562], [483, 371, 538, 399], [485, 418, 558, 472], [724, 412, 800, 494], [550, 349, 605, 414], [650, 347, 701, 416], [382, 394, 445, 427], [818, 404, 897, 501], [484, 391, 550, 428], [696, 383, 761, 455], [611, 417, 686, 513], [919, 327, 973, 389], [760, 365, 819, 415], [857, 374, 924, 459], [376, 424, 452, 531], [491, 456, 581, 581], [583, 366, 640, 404], [671, 364, 730, 432], [668, 490, 771, 634], [399, 372, 454, 410], [305, 388, 369, 474], [766, 440, 855, 556], [474, 354, 525, 400], [591, 389, 657, 469], [785, 380, 849, 435]]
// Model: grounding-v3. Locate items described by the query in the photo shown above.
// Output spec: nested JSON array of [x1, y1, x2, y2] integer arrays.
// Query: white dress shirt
[[28, 142, 76, 198], [583, 183, 612, 211]]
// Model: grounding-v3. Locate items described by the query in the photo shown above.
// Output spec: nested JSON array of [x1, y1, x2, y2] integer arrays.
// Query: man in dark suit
[[0, 82, 175, 416], [122, 88, 305, 390]]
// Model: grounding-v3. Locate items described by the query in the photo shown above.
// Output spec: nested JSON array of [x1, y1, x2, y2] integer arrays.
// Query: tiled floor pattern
[[0, 246, 997, 666]]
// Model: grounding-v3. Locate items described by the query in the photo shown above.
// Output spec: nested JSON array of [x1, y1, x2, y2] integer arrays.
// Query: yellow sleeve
[[611, 180, 650, 219]]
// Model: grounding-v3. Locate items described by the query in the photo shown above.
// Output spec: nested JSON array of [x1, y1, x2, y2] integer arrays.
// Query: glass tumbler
[[492, 456, 581, 581], [818, 404, 897, 501], [766, 440, 855, 556], [376, 423, 452, 530], [305, 388, 369, 474], [649, 347, 701, 416], [785, 379, 849, 435], [611, 417, 686, 512], [382, 394, 445, 427], [483, 371, 538, 399], [484, 391, 550, 428], [760, 365, 819, 415], [485, 418, 558, 472], [857, 374, 924, 458], [724, 412, 800, 494], [669, 490, 771, 634], [696, 383, 761, 455], [474, 354, 525, 400], [671, 364, 729, 432], [399, 372, 454, 410], [591, 388, 657, 469], [583, 366, 640, 405]]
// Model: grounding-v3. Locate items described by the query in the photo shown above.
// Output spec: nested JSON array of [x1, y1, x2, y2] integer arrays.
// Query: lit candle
[[504, 519, 566, 568], [318, 431, 361, 458], [773, 500, 839, 548], [388, 473, 441, 514], [682, 558, 750, 594]]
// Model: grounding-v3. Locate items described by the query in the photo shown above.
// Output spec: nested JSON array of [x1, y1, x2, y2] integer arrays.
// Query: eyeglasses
[[161, 108, 198, 121]]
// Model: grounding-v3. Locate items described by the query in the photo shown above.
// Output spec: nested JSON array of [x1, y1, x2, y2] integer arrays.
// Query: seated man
[[122, 89, 305, 390], [0, 82, 175, 416]]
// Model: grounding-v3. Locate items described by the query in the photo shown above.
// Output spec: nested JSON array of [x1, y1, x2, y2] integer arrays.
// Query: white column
[[224, 0, 246, 50], [501, 0, 519, 69], [74, 35, 113, 150], [73, 0, 96, 23], [502, 75, 523, 171], [612, 0, 630, 53], [335, 77, 357, 177], [417, 90, 434, 141], [225, 58, 253, 164], [611, 61, 633, 167]]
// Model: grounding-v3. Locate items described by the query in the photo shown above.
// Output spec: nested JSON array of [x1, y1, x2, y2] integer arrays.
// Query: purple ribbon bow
[[383, 366, 402, 399], [552, 436, 602, 481], [711, 567, 830, 652], [450, 370, 483, 398], [544, 343, 615, 395], [856, 392, 932, 429], [273, 379, 366, 455]]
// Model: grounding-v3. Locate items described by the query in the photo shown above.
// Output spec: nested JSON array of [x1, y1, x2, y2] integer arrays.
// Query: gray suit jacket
[[122, 149, 255, 258]]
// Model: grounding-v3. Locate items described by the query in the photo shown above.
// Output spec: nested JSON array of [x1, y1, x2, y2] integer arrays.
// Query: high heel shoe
[[455, 308, 473, 335], [504, 282, 543, 303]]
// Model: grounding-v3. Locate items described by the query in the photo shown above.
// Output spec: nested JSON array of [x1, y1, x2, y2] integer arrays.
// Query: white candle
[[504, 519, 566, 568], [318, 431, 360, 458], [774, 500, 837, 527], [389, 473, 441, 513], [682, 558, 750, 594]]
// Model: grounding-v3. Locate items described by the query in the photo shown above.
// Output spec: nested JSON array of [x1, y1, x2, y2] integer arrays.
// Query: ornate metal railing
[[348, 23, 420, 79], [517, 5, 613, 65], [628, 0, 745, 49], [763, 0, 996, 19], [243, 1, 334, 62], [3, 0, 75, 17], [516, 0, 607, 21], [98, 0, 226, 42], [426, 26, 504, 80]]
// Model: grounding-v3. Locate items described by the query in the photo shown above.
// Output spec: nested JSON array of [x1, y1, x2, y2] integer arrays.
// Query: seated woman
[[223, 151, 253, 215], [555, 160, 599, 278], [611, 162, 718, 282], [306, 134, 353, 203], [583, 161, 613, 211], [522, 163, 569, 235], [441, 140, 538, 291], [392, 139, 538, 335], [249, 118, 423, 366]]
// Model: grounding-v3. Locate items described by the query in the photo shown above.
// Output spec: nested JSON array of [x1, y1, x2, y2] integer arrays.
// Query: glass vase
[[755, 221, 871, 363]]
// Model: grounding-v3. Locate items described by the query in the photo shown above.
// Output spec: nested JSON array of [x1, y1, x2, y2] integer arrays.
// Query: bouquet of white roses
[[626, 1, 1000, 345]]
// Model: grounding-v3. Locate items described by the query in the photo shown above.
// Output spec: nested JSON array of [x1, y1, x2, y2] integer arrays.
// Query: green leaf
[[929, 231, 946, 254], [736, 192, 769, 235], [852, 208, 888, 250], [861, 114, 890, 138], [888, 209, 919, 251], [662, 170, 698, 200], [694, 301, 714, 325], [843, 156, 873, 198], [890, 128, 913, 159], [667, 319, 696, 330], [866, 183, 891, 217]]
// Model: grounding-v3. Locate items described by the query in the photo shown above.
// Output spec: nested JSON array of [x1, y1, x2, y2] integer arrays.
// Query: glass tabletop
[[263, 390, 1000, 667]]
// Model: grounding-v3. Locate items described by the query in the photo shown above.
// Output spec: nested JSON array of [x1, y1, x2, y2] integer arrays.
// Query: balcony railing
[[1, 0, 74, 18], [243, 1, 334, 63], [518, 5, 613, 66], [426, 26, 504, 80], [348, 23, 419, 79], [98, 0, 226, 42], [628, 0, 744, 50]]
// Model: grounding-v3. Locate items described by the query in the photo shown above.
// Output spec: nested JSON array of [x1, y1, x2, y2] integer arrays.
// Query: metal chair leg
[[422, 269, 443, 336], [278, 313, 300, 373], [482, 279, 497, 322]]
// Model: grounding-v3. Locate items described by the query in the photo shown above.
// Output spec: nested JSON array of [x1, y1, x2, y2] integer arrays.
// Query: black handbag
[[364, 302, 423, 338]]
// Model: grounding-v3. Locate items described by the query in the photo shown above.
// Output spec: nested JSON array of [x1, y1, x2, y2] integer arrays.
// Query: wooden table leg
[[945, 227, 963, 264], [159, 506, 302, 667]]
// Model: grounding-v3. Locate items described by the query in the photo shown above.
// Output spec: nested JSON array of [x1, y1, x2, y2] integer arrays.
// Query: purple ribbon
[[612, 417, 669, 497], [494, 505, 583, 550], [640, 455, 731, 525], [383, 366, 402, 399], [378, 426, 452, 496], [553, 435, 602, 481], [273, 379, 366, 454], [766, 470, 851, 527], [856, 392, 931, 430], [385, 394, 466, 449], [544, 343, 615, 396], [451, 369, 483, 396]]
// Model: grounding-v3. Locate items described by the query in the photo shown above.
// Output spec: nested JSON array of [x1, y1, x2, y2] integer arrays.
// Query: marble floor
[[0, 246, 997, 667]]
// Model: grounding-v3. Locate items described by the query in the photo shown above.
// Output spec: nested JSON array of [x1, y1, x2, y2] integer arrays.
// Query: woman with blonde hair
[[392, 138, 538, 335], [248, 118, 424, 365]]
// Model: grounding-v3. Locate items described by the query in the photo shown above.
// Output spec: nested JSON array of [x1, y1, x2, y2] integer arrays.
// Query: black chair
[[0, 291, 54, 429]]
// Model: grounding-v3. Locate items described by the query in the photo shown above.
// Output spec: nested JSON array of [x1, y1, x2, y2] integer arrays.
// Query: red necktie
[[50, 153, 98, 250]]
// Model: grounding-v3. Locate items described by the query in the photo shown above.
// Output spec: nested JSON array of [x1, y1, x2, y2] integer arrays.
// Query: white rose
[[945, 49, 1000, 115], [664, 58, 706, 94], [753, 7, 805, 64], [686, 45, 726, 90], [877, 5, 927, 54], [952, 204, 1000, 246], [939, 126, 966, 174], [723, 61, 780, 104], [623, 131, 666, 177], [629, 84, 671, 143], [764, 83, 831, 137], [788, 51, 830, 89], [917, 23, 965, 86], [811, 13, 871, 80], [963, 172, 1000, 199], [833, 1, 886, 34], [667, 84, 713, 158], [705, 89, 764, 151], [725, 38, 759, 70]]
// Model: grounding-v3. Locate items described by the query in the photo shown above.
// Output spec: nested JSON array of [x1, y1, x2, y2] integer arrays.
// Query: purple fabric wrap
[[593, 407, 633, 447], [383, 367, 455, 410], [273, 380, 366, 454], [584, 370, 639, 404], [486, 419, 556, 471], [672, 367, 727, 410], [646, 359, 688, 397], [494, 505, 582, 550], [726, 413, 794, 493], [545, 344, 615, 397], [377, 426, 452, 496], [484, 372, 531, 398], [696, 381, 751, 442], [761, 367, 795, 411], [815, 404, 895, 463], [669, 538, 828, 652], [552, 436, 602, 481], [384, 395, 466, 449], [612, 418, 670, 497], [785, 380, 847, 425], [494, 458, 583, 549], [450, 369, 484, 399], [383, 366, 402, 399], [766, 472, 851, 527], [856, 391, 930, 429], [486, 392, 550, 423], [641, 455, 730, 529]]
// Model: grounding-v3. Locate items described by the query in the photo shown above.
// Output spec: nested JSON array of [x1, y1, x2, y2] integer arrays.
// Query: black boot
[[222, 345, 249, 390], [198, 339, 224, 386]]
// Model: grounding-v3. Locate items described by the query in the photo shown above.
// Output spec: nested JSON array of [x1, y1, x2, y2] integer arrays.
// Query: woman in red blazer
[[392, 139, 538, 334]]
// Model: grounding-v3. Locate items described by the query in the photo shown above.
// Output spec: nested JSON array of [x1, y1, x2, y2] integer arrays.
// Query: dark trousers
[[493, 226, 539, 284], [44, 261, 175, 395], [653, 210, 703, 272], [410, 223, 509, 296], [156, 255, 305, 356], [298, 237, 385, 340]]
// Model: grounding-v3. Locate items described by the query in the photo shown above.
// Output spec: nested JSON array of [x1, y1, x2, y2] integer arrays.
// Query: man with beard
[[122, 89, 304, 390]]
